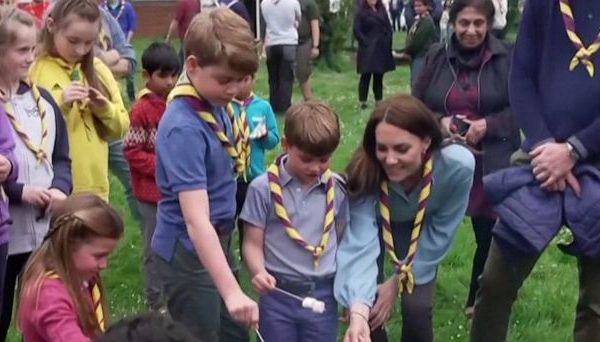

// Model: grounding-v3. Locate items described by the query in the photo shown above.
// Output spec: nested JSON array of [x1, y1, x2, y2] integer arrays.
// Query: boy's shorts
[[295, 40, 313, 83]]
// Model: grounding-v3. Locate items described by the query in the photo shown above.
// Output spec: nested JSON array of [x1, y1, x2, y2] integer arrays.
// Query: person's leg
[[574, 255, 600, 341], [278, 44, 297, 112], [108, 140, 142, 223], [296, 40, 313, 101], [470, 239, 542, 342], [372, 73, 384, 102], [358, 73, 372, 106], [155, 244, 222, 341], [218, 235, 249, 342], [0, 242, 7, 324], [265, 45, 282, 112], [0, 252, 31, 341], [410, 57, 425, 89], [370, 326, 389, 342], [297, 284, 338, 342], [258, 292, 299, 342], [466, 216, 496, 310], [400, 280, 435, 342], [138, 202, 162, 310], [126, 74, 136, 102]]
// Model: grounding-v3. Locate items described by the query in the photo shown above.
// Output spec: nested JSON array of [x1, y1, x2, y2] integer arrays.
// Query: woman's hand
[[62, 82, 88, 107], [369, 277, 399, 329], [462, 117, 487, 146], [344, 312, 372, 342]]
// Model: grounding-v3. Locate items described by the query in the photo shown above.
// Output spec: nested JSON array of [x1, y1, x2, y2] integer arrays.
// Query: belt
[[268, 270, 334, 297]]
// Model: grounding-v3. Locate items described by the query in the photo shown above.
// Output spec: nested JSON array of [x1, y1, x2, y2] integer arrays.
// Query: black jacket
[[413, 35, 520, 175], [353, 5, 395, 75]]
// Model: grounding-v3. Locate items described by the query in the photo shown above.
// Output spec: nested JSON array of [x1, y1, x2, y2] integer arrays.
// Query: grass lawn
[[7, 36, 578, 342]]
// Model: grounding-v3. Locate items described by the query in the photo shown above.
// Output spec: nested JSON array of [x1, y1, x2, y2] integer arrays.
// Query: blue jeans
[[258, 277, 338, 342], [108, 139, 141, 223]]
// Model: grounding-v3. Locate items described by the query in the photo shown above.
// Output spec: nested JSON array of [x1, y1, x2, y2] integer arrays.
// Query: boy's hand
[[22, 185, 51, 208], [251, 270, 276, 294], [0, 154, 11, 182], [62, 82, 89, 107], [223, 290, 259, 329]]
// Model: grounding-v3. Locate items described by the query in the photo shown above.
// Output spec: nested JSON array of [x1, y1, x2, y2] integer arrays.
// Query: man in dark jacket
[[470, 1, 600, 341]]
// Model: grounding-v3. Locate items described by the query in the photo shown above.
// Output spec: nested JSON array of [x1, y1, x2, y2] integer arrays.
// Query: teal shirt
[[334, 144, 475, 308], [231, 94, 280, 181]]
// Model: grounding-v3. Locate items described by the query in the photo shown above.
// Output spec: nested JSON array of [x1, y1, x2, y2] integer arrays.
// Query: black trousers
[[235, 179, 249, 257], [0, 252, 31, 341], [466, 216, 496, 307], [370, 280, 436, 342], [358, 73, 384, 102], [266, 44, 296, 113]]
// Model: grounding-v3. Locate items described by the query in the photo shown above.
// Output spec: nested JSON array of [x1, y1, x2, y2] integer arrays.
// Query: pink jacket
[[19, 278, 93, 342]]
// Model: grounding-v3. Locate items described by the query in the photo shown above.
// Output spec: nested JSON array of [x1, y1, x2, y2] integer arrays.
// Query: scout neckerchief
[[379, 153, 433, 294], [231, 92, 254, 181], [105, 0, 126, 20], [45, 271, 105, 332], [167, 74, 246, 177], [1, 81, 50, 167], [267, 155, 335, 268], [559, 0, 600, 77]]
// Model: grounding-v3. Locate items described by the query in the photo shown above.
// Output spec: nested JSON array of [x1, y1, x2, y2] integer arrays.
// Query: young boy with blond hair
[[151, 8, 258, 341], [241, 101, 349, 341]]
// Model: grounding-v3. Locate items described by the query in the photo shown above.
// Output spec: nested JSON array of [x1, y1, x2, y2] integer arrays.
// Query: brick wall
[[132, 1, 176, 37]]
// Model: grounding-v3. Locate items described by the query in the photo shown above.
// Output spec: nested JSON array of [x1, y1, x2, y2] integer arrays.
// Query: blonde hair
[[284, 101, 341, 157], [184, 8, 258, 75], [18, 193, 124, 338], [0, 5, 35, 95], [38, 0, 108, 97]]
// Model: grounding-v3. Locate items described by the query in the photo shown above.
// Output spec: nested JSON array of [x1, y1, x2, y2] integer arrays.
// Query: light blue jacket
[[334, 144, 475, 308], [231, 94, 280, 181]]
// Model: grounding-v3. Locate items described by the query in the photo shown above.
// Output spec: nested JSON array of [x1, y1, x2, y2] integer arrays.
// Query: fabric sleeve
[[157, 125, 207, 193], [92, 60, 130, 140], [0, 110, 18, 183], [404, 19, 435, 56], [239, 176, 270, 230], [413, 149, 474, 280], [104, 9, 137, 75], [353, 12, 367, 44], [258, 103, 280, 150], [334, 196, 379, 308], [411, 46, 446, 119], [127, 3, 137, 32], [484, 106, 518, 139], [308, 0, 319, 20], [34, 280, 91, 342], [41, 88, 72, 195], [123, 100, 157, 177], [508, 0, 553, 150]]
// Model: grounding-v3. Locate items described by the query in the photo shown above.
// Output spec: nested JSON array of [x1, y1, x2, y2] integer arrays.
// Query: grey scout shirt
[[240, 158, 349, 279]]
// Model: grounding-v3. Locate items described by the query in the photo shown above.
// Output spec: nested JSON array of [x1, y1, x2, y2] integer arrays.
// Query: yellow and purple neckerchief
[[559, 0, 600, 77], [267, 155, 336, 268], [167, 75, 246, 177], [1, 81, 50, 168], [232, 93, 254, 181], [379, 154, 433, 294], [45, 271, 105, 332]]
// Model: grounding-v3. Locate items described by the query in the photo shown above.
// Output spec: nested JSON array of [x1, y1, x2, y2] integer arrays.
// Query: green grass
[[7, 36, 578, 341]]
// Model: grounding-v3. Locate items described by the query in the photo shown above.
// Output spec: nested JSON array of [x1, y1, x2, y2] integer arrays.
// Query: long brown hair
[[345, 94, 443, 199], [18, 193, 124, 338], [38, 0, 108, 97]]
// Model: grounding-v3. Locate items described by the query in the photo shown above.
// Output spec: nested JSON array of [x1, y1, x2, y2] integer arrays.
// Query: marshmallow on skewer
[[302, 297, 326, 314]]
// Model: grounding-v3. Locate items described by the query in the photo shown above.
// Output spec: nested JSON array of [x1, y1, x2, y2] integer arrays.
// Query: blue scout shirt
[[152, 97, 237, 261], [105, 0, 137, 36], [230, 94, 280, 181], [334, 144, 474, 308], [240, 156, 349, 278]]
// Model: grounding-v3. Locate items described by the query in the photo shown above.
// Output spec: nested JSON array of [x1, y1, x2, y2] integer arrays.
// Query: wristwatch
[[566, 142, 580, 162]]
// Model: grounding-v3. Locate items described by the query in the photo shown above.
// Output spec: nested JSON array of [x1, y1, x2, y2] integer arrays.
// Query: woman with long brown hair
[[335, 94, 474, 342]]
